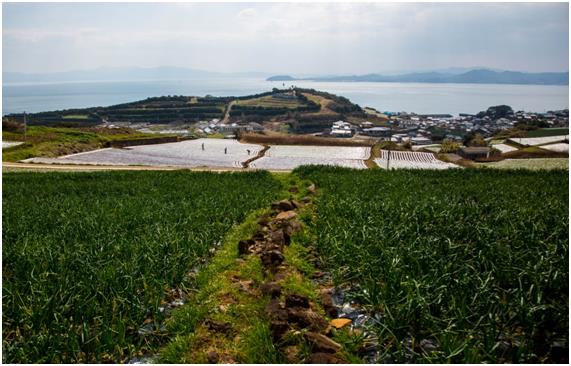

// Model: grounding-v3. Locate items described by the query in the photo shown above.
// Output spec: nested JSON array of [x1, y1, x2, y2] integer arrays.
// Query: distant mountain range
[[3, 66, 272, 84], [267, 69, 569, 85], [4, 66, 568, 86]]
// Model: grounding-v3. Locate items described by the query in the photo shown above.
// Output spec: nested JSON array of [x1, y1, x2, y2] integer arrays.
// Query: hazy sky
[[3, 2, 569, 74]]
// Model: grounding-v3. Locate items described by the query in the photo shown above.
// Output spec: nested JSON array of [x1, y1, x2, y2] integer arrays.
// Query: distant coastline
[[3, 78, 568, 116], [267, 69, 569, 86]]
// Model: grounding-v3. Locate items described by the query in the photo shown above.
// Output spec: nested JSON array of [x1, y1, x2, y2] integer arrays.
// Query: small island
[[266, 75, 296, 81]]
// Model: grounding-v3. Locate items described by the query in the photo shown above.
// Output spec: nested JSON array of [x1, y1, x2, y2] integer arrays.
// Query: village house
[[361, 126, 391, 138], [360, 121, 374, 129], [330, 120, 354, 138], [458, 146, 491, 160]]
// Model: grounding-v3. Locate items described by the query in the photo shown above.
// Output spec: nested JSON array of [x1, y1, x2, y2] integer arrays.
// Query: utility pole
[[23, 111, 27, 142], [387, 148, 391, 170], [387, 123, 393, 170]]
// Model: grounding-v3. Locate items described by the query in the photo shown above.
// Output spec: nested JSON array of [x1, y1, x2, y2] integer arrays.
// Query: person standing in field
[[202, 142, 205, 151], [224, 147, 227, 154], [247, 149, 250, 156]]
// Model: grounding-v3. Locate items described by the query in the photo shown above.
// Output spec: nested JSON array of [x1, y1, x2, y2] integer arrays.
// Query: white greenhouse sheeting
[[509, 135, 569, 146], [23, 139, 262, 168], [250, 145, 370, 170], [374, 150, 458, 170], [540, 143, 569, 153], [492, 144, 518, 154], [2, 141, 24, 149]]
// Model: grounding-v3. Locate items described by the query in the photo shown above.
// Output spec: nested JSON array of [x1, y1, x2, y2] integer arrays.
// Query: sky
[[2, 2, 569, 75]]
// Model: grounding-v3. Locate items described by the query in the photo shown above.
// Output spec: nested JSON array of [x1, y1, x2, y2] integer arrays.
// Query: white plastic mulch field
[[540, 143, 569, 153], [412, 144, 442, 153], [492, 143, 518, 154], [374, 150, 458, 170], [2, 141, 24, 149], [249, 145, 370, 170], [22, 139, 262, 168], [508, 135, 569, 146]]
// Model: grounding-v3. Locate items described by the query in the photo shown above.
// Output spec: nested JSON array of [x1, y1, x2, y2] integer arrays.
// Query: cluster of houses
[[389, 109, 569, 139], [323, 120, 434, 145], [133, 119, 265, 138], [194, 119, 264, 137], [322, 108, 569, 149]]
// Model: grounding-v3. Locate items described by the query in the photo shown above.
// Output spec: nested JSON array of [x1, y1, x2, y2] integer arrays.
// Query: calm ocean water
[[2, 77, 569, 116]]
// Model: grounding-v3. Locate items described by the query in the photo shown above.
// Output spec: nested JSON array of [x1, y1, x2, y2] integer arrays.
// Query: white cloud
[[236, 7, 256, 20], [2, 2, 568, 74]]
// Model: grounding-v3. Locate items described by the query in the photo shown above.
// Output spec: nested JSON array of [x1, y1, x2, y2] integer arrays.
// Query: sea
[[2, 77, 569, 116]]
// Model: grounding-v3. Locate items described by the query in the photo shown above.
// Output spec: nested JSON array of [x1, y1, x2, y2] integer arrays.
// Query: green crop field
[[3, 166, 569, 364], [2, 170, 281, 363], [526, 128, 569, 138], [235, 95, 305, 109], [478, 158, 569, 171], [296, 166, 568, 363], [62, 115, 91, 119]]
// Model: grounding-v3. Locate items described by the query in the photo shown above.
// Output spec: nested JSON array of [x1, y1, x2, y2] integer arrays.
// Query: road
[[221, 100, 236, 124]]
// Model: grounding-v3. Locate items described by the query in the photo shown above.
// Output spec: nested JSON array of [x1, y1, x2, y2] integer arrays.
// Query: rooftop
[[460, 146, 491, 153]]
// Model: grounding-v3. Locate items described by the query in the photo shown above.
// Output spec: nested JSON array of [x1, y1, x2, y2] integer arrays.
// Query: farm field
[[2, 125, 173, 163], [62, 114, 90, 119], [478, 158, 569, 170], [540, 143, 569, 153], [508, 135, 569, 146], [250, 145, 370, 170], [526, 128, 569, 138], [374, 150, 458, 169], [2, 141, 24, 149], [234, 95, 305, 108], [23, 139, 262, 169], [412, 144, 441, 153], [2, 170, 281, 363], [492, 143, 518, 153], [296, 166, 569, 363]]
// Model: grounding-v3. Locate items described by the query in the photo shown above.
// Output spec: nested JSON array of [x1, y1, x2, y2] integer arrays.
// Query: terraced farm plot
[[2, 141, 24, 149], [62, 114, 90, 119], [508, 135, 569, 146], [2, 170, 281, 363], [297, 166, 569, 363], [374, 150, 458, 169], [412, 144, 441, 153], [540, 143, 569, 153], [24, 139, 263, 168], [526, 128, 569, 138], [235, 95, 305, 108], [250, 145, 370, 170], [478, 158, 569, 170], [492, 143, 518, 153]]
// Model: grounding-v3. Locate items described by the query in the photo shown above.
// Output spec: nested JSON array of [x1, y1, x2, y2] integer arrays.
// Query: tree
[[476, 105, 514, 120], [467, 133, 487, 147], [440, 139, 461, 153]]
